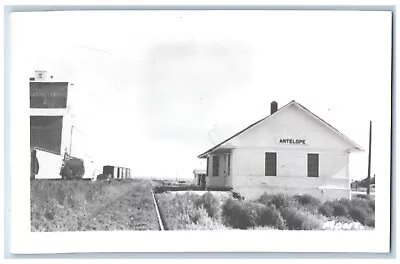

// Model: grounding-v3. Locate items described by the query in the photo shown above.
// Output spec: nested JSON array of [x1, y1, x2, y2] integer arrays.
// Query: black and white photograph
[[8, 8, 392, 254]]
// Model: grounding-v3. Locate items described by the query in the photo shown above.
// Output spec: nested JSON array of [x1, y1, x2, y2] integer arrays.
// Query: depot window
[[265, 152, 277, 176], [307, 153, 319, 177]]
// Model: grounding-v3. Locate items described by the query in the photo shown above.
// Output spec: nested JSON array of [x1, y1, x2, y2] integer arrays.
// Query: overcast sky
[[12, 10, 392, 180]]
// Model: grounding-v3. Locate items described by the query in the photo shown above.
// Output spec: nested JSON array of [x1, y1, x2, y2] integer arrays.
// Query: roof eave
[[197, 148, 216, 158], [197, 153, 208, 159], [354, 147, 366, 152]]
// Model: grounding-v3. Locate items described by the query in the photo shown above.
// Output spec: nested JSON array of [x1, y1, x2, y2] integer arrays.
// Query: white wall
[[232, 148, 349, 179], [35, 150, 63, 179]]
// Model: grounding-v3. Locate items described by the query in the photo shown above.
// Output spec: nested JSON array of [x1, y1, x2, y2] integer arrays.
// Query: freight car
[[102, 165, 131, 179]]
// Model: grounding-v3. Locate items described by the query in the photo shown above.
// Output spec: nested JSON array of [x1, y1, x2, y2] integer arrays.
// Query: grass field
[[31, 179, 159, 232]]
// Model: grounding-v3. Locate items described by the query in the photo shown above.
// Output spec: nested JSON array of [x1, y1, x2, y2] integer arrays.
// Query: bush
[[318, 203, 334, 217], [257, 204, 286, 230], [294, 194, 321, 207], [347, 198, 374, 227], [319, 200, 349, 218], [222, 198, 286, 230], [189, 206, 210, 225], [61, 158, 85, 180], [259, 193, 293, 211], [338, 198, 351, 208], [349, 207, 371, 226], [222, 198, 256, 229], [185, 207, 231, 230], [350, 198, 373, 212], [195, 192, 222, 220], [156, 192, 229, 230], [293, 194, 322, 213], [331, 201, 349, 217], [318, 197, 375, 228], [281, 207, 324, 230]]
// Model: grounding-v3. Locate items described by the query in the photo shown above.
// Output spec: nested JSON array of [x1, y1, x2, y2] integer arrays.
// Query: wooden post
[[367, 121, 372, 195], [69, 125, 73, 155]]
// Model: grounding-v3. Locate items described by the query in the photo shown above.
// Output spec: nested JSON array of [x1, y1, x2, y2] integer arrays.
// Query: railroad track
[[77, 182, 161, 231], [151, 189, 165, 231]]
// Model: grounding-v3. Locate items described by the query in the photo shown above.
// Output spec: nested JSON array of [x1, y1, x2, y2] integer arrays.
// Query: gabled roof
[[198, 100, 364, 158]]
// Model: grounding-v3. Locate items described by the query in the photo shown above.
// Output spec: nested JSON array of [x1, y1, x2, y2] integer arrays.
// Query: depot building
[[198, 100, 364, 201]]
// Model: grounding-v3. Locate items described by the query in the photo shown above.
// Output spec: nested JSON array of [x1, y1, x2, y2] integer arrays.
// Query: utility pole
[[367, 121, 372, 195], [69, 125, 73, 156]]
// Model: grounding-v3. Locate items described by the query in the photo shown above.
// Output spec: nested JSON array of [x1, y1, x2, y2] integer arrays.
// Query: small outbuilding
[[193, 169, 206, 188], [197, 100, 364, 201]]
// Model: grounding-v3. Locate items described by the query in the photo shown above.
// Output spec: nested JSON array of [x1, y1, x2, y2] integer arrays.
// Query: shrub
[[268, 194, 290, 210], [257, 204, 286, 230], [338, 198, 351, 208], [318, 203, 334, 217], [347, 198, 375, 227], [319, 200, 349, 218], [195, 192, 222, 220], [295, 194, 322, 207], [222, 198, 257, 229], [281, 207, 324, 230], [185, 207, 231, 230], [259, 193, 293, 211], [293, 194, 322, 213], [189, 206, 210, 225], [222, 197, 286, 230], [349, 207, 370, 226], [350, 198, 373, 213], [331, 201, 349, 217], [318, 197, 375, 228]]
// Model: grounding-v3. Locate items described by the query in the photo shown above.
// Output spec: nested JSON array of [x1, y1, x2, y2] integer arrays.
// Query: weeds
[[317, 198, 375, 227], [31, 179, 158, 231], [156, 191, 374, 230]]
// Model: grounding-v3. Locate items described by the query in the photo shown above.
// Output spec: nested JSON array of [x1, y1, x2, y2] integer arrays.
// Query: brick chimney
[[271, 101, 278, 115]]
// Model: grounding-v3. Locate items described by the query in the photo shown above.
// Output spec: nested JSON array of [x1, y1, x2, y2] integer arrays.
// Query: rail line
[[151, 189, 165, 231]]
